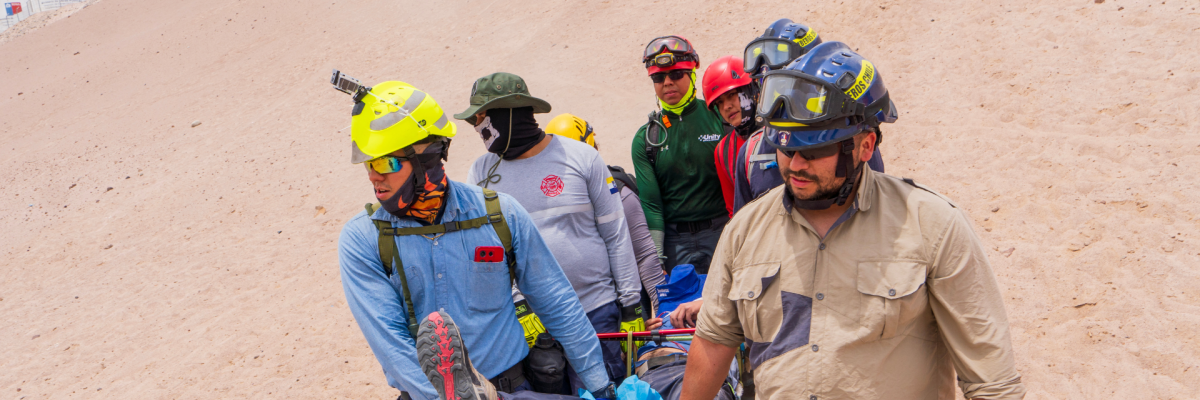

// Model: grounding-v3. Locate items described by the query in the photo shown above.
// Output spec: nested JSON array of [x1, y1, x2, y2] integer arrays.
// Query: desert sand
[[2, 0, 1199, 398]]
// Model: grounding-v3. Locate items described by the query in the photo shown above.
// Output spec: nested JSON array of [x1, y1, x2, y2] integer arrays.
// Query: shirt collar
[[855, 166, 877, 213]]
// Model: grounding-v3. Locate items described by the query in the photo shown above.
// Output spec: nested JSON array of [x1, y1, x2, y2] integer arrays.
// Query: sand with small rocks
[[2, 0, 1198, 398]]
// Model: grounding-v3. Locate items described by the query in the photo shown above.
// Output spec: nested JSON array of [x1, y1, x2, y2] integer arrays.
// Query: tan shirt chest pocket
[[856, 260, 929, 340], [727, 262, 781, 342]]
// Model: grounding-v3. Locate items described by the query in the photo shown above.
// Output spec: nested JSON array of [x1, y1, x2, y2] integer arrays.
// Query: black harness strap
[[608, 165, 639, 196], [644, 112, 667, 165]]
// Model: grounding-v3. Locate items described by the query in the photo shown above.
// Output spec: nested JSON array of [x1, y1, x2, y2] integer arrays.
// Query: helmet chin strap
[[791, 138, 863, 210], [402, 146, 426, 197], [478, 108, 513, 189]]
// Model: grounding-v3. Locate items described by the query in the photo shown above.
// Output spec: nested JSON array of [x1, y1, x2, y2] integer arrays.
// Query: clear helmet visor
[[644, 36, 691, 59], [758, 74, 829, 121]]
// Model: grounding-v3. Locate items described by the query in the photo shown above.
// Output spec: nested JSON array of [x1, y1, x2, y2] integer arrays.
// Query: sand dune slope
[[2, 0, 1198, 398]]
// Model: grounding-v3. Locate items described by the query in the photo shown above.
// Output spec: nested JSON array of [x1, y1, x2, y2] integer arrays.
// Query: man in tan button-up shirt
[[681, 44, 1025, 400]]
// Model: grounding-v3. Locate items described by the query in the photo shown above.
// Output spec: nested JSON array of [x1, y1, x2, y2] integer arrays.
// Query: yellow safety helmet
[[350, 81, 456, 163], [545, 113, 595, 148]]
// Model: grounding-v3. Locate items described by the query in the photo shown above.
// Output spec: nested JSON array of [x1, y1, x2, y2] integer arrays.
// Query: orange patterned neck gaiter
[[380, 153, 448, 225]]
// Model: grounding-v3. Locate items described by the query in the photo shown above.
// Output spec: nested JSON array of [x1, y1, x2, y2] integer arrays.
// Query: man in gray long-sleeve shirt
[[459, 72, 642, 382], [544, 112, 667, 317]]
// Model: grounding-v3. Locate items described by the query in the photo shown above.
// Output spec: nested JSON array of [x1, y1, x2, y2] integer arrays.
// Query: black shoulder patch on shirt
[[901, 178, 956, 208]]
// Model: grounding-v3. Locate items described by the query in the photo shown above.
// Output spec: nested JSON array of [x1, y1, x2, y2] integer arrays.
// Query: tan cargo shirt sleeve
[[929, 208, 1025, 399], [694, 227, 744, 348]]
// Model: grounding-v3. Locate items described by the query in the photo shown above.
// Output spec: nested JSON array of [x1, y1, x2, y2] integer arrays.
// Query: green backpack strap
[[362, 189, 515, 338], [481, 188, 518, 285], [365, 203, 420, 338]]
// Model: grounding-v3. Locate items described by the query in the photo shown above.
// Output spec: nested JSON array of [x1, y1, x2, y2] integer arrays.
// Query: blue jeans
[[586, 301, 625, 383], [664, 216, 728, 275]]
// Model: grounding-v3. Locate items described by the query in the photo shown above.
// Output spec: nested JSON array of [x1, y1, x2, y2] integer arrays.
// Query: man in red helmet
[[701, 55, 758, 218], [631, 35, 729, 275]]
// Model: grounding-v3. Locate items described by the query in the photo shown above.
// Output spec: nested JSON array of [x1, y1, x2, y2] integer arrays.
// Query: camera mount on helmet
[[330, 69, 371, 102]]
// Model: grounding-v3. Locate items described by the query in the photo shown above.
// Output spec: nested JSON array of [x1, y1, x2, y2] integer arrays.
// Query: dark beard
[[782, 169, 843, 201]]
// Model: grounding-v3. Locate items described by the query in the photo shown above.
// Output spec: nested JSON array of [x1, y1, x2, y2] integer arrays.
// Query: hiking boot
[[416, 311, 498, 400]]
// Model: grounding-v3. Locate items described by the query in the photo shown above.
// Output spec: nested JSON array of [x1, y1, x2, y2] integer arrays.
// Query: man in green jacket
[[631, 35, 729, 275]]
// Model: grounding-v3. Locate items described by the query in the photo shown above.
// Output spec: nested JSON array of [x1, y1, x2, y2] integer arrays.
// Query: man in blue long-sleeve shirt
[[333, 79, 616, 400]]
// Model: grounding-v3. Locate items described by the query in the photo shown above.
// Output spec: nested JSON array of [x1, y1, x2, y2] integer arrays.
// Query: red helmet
[[644, 35, 699, 75], [702, 55, 752, 107]]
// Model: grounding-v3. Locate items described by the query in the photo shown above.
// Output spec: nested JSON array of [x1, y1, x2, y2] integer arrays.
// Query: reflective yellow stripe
[[845, 60, 876, 100], [793, 28, 818, 48]]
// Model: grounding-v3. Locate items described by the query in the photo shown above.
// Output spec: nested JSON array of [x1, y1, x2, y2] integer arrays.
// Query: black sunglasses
[[779, 141, 844, 160], [650, 69, 689, 84]]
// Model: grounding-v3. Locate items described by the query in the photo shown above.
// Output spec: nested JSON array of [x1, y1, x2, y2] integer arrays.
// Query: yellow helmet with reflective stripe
[[545, 113, 595, 148], [350, 81, 456, 163]]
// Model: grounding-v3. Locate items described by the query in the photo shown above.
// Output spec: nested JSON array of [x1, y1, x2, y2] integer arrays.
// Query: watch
[[590, 382, 617, 399]]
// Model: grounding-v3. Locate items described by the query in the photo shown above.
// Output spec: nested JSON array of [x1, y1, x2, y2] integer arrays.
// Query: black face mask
[[734, 86, 758, 137], [475, 107, 545, 160]]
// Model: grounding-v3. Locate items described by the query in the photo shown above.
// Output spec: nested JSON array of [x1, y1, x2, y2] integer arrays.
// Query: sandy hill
[[2, 0, 1199, 398]]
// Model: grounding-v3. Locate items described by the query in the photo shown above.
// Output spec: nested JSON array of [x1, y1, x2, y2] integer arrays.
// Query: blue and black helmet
[[758, 41, 898, 151], [744, 18, 823, 74]]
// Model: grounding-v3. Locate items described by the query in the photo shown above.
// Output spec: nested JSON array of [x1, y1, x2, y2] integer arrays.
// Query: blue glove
[[616, 375, 663, 400]]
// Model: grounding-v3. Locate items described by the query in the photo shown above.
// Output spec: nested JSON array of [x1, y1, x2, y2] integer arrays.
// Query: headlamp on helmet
[[648, 52, 698, 69]]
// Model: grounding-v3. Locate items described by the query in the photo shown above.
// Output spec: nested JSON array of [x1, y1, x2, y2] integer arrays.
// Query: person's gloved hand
[[620, 303, 647, 349], [513, 298, 546, 348], [619, 304, 647, 335]]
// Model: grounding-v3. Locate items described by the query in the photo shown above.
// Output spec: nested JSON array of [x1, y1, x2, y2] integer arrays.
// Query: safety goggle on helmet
[[743, 19, 822, 74], [758, 41, 898, 151], [643, 35, 699, 73]]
